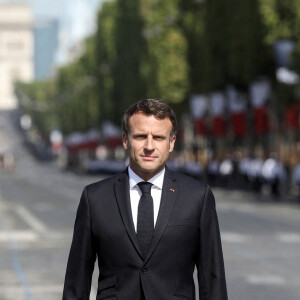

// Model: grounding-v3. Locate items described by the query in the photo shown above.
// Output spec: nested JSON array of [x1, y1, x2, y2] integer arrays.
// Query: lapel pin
[[170, 188, 175, 192]]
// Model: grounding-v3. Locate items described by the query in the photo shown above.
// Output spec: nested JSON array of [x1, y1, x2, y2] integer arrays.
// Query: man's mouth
[[141, 155, 156, 161]]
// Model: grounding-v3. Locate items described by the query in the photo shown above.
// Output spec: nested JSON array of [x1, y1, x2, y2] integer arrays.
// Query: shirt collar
[[128, 166, 165, 190]]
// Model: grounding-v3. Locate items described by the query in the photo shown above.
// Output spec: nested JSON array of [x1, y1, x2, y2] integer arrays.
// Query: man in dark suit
[[63, 99, 228, 300]]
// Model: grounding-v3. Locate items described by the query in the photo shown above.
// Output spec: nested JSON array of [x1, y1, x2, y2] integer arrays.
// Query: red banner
[[213, 116, 226, 137], [232, 113, 246, 137], [254, 107, 269, 135], [285, 103, 299, 130], [194, 119, 206, 136]]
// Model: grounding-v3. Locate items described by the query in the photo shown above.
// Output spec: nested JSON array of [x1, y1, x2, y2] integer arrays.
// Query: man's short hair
[[122, 98, 178, 138]]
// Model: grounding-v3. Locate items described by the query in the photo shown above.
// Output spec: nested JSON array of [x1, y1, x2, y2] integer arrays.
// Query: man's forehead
[[128, 113, 172, 132]]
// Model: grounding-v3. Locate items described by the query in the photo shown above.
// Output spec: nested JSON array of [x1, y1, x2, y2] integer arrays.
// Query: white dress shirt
[[128, 166, 165, 232]]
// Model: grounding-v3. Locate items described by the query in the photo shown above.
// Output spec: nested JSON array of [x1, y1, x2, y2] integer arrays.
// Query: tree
[[179, 0, 211, 93], [225, 0, 268, 89], [113, 0, 147, 123], [95, 0, 118, 124], [15, 80, 57, 137], [141, 0, 188, 104]]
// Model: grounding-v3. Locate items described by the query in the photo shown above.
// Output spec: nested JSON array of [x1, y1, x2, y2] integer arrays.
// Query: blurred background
[[1, 0, 300, 299]]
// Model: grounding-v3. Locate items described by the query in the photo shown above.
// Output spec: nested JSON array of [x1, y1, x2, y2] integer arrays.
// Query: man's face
[[123, 112, 176, 181]]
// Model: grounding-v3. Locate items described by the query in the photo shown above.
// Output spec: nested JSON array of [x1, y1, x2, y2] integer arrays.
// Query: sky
[[0, 0, 104, 64]]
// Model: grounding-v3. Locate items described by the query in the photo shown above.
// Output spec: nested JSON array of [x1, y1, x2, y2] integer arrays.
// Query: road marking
[[15, 205, 47, 234], [221, 232, 248, 243], [246, 274, 286, 286], [232, 246, 290, 275], [0, 196, 33, 300], [222, 231, 300, 244], [2, 284, 63, 294], [0, 230, 37, 242], [276, 233, 300, 243]]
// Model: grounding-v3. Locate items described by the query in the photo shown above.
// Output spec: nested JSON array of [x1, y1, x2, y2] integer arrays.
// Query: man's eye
[[154, 136, 164, 140], [135, 135, 146, 139]]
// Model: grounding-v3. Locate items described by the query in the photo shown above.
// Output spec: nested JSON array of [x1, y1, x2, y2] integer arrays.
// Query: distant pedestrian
[[262, 154, 286, 198], [219, 155, 233, 189], [239, 155, 251, 190], [247, 156, 264, 193]]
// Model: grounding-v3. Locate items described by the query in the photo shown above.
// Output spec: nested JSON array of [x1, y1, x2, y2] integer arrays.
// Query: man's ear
[[122, 133, 128, 150], [169, 135, 176, 153]]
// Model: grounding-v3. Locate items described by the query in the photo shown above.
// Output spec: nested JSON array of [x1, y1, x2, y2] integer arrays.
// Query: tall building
[[0, 3, 34, 110], [34, 17, 58, 80]]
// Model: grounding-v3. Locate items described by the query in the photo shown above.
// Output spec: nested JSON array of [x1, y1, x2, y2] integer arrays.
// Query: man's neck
[[128, 166, 165, 183]]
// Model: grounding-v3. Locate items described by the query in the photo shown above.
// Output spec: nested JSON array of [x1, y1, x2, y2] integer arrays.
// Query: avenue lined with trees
[[15, 0, 300, 156]]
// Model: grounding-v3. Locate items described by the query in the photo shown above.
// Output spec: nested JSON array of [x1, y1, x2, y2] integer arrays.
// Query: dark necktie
[[137, 182, 154, 256]]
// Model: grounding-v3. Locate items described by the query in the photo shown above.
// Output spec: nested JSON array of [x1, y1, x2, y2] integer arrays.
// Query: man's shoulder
[[84, 169, 128, 192], [166, 168, 209, 191]]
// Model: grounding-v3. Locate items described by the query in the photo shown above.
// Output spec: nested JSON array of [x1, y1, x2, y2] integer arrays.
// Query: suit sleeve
[[196, 185, 228, 300], [62, 187, 96, 300]]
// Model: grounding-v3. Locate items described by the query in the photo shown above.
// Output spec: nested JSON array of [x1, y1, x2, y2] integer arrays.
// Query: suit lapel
[[144, 168, 178, 263], [114, 171, 144, 259]]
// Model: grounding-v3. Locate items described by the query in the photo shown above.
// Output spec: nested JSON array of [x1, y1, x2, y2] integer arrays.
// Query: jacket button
[[142, 268, 147, 274]]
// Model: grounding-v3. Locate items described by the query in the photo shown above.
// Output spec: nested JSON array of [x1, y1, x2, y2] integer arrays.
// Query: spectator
[[262, 153, 287, 198]]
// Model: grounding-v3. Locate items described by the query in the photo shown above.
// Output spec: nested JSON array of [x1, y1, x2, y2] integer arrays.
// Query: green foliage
[[112, 0, 147, 122], [205, 0, 229, 90], [142, 0, 188, 103], [259, 0, 300, 44], [180, 0, 213, 92], [181, 0, 270, 91], [16, 80, 57, 137], [53, 43, 99, 134], [95, 0, 117, 123], [225, 0, 267, 87]]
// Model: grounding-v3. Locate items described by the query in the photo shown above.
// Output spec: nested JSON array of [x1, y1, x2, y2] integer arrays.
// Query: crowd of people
[[167, 149, 300, 200]]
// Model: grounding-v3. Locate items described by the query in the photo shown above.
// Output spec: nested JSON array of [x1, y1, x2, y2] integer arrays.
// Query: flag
[[250, 79, 271, 135], [285, 103, 299, 130], [190, 94, 208, 136], [227, 85, 247, 137], [254, 107, 269, 134], [210, 92, 226, 137]]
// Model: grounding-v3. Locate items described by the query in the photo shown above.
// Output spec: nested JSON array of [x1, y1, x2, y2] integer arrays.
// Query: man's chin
[[130, 160, 165, 178], [139, 161, 160, 171], [139, 163, 165, 175]]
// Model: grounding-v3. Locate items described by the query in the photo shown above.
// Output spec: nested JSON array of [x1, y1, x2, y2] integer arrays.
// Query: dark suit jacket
[[62, 168, 228, 300]]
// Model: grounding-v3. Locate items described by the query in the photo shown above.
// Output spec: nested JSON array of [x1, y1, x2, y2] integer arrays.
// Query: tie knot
[[137, 182, 152, 194]]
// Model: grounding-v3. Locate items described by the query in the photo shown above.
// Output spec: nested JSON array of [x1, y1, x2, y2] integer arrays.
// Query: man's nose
[[144, 137, 154, 150]]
